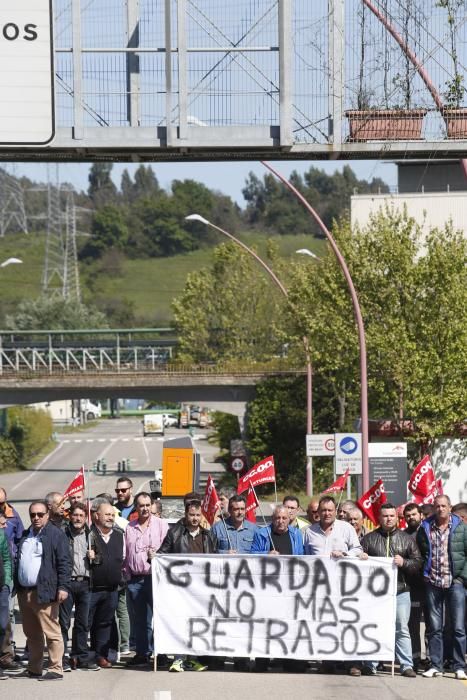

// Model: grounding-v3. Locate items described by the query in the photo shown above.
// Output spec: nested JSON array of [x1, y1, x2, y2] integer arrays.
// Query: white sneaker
[[422, 668, 443, 678], [455, 669, 467, 680]]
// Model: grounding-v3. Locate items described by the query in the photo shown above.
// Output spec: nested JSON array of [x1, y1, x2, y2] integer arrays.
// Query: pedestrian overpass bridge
[[0, 328, 304, 405]]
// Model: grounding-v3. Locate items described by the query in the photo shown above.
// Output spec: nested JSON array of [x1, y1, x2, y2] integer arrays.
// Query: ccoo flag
[[245, 483, 259, 523], [201, 475, 220, 525], [237, 456, 276, 494], [357, 478, 387, 525], [63, 466, 85, 501], [322, 469, 350, 494]]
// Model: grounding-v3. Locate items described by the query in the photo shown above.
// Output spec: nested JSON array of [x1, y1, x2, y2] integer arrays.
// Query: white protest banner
[[152, 554, 397, 661]]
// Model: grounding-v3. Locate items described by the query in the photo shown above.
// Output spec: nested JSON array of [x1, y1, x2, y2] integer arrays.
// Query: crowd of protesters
[[0, 482, 465, 680]]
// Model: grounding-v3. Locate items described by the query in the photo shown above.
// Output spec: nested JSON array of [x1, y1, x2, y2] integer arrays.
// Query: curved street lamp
[[0, 257, 23, 268], [261, 161, 369, 494], [185, 213, 314, 496]]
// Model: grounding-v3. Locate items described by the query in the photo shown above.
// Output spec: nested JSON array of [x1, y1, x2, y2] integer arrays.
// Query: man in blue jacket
[[250, 505, 304, 671], [15, 500, 71, 681], [251, 504, 304, 555], [417, 494, 467, 680]]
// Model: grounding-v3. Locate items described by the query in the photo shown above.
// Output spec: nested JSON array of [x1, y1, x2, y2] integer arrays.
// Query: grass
[[0, 230, 326, 326]]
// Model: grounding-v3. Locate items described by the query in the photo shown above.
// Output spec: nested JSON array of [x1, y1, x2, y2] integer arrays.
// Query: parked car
[[162, 413, 179, 428]]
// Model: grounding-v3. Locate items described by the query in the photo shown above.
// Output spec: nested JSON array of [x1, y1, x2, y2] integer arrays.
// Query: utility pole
[[0, 167, 28, 237]]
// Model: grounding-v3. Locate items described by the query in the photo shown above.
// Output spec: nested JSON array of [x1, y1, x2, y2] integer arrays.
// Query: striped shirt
[[428, 517, 452, 589]]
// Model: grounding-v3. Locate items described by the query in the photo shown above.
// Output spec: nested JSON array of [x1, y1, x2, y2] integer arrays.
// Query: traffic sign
[[0, 0, 54, 145], [306, 434, 335, 457], [335, 432, 362, 474], [230, 456, 247, 473]]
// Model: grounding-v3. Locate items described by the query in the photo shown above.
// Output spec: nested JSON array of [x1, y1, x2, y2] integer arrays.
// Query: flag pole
[[219, 510, 233, 550], [251, 482, 275, 550]]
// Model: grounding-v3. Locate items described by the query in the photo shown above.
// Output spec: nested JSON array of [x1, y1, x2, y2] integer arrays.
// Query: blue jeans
[[366, 591, 413, 672], [425, 581, 466, 672], [59, 580, 91, 663], [126, 575, 153, 657]]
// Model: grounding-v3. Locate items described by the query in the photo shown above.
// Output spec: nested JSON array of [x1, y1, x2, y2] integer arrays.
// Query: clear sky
[[7, 159, 397, 206]]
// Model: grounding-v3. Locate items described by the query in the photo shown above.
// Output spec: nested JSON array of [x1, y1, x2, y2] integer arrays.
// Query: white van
[[142, 414, 165, 436]]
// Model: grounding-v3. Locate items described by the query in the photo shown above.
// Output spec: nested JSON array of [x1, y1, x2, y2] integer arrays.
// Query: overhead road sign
[[335, 433, 362, 474], [0, 0, 54, 145]]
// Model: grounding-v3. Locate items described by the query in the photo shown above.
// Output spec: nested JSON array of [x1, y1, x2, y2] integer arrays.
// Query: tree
[[129, 194, 195, 257], [80, 205, 129, 260], [172, 242, 288, 363], [286, 207, 467, 443], [87, 163, 118, 207], [133, 165, 159, 199], [242, 166, 389, 236], [5, 296, 108, 330]]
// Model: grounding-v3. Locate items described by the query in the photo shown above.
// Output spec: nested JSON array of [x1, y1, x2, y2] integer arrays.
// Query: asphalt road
[[1, 419, 223, 524]]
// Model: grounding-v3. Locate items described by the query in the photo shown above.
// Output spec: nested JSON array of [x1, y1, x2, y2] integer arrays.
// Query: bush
[[7, 407, 53, 467], [0, 437, 19, 472]]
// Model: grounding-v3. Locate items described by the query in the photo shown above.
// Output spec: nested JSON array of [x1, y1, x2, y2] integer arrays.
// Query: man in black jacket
[[361, 502, 422, 677], [88, 500, 124, 669], [157, 499, 216, 672], [16, 500, 71, 681]]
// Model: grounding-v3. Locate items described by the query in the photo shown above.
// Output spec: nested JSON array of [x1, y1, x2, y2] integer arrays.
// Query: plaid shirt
[[428, 516, 453, 589]]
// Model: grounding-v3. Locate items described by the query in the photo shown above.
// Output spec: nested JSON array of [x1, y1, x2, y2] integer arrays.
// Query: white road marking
[[9, 442, 64, 493]]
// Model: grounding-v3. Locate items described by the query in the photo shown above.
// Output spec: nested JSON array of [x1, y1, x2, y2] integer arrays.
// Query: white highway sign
[[0, 0, 54, 145]]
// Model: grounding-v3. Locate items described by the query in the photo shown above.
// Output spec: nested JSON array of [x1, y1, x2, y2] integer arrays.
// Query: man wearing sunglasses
[[114, 478, 136, 521], [15, 500, 71, 681]]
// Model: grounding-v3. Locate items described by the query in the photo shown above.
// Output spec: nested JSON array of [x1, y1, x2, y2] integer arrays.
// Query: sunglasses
[[115, 488, 129, 493], [30, 512, 47, 518]]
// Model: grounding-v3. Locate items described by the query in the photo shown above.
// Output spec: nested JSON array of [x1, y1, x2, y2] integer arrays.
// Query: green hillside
[[0, 231, 326, 327]]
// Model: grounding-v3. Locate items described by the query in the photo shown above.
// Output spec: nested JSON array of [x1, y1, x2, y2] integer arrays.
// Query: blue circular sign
[[340, 436, 358, 455]]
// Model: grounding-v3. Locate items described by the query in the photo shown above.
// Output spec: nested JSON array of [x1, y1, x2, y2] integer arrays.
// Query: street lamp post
[[0, 257, 23, 268], [185, 213, 315, 496], [261, 161, 369, 494]]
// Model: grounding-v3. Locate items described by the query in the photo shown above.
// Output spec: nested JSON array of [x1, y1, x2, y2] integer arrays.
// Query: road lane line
[[10, 442, 64, 493]]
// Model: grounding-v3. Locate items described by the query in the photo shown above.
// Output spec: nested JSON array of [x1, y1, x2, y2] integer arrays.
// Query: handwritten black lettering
[[316, 622, 339, 654], [235, 591, 256, 618], [187, 618, 210, 651], [233, 559, 254, 589], [339, 561, 362, 596], [212, 619, 234, 653], [341, 624, 358, 655], [208, 592, 230, 617], [291, 620, 314, 655], [260, 558, 282, 592], [358, 624, 381, 655], [205, 561, 229, 589], [318, 595, 338, 623], [368, 567, 390, 597], [289, 557, 309, 590], [238, 618, 266, 655], [338, 597, 360, 623], [293, 592, 316, 620], [265, 619, 288, 655], [166, 559, 192, 587], [311, 559, 331, 597]]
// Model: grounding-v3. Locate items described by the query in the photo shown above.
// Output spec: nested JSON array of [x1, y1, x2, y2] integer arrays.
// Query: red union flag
[[357, 478, 387, 525], [408, 455, 437, 501], [63, 466, 85, 501], [201, 475, 220, 525], [322, 469, 350, 494], [245, 483, 259, 523], [237, 456, 276, 494]]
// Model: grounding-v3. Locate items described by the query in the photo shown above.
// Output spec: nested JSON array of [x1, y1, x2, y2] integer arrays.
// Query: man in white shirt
[[303, 496, 364, 677]]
